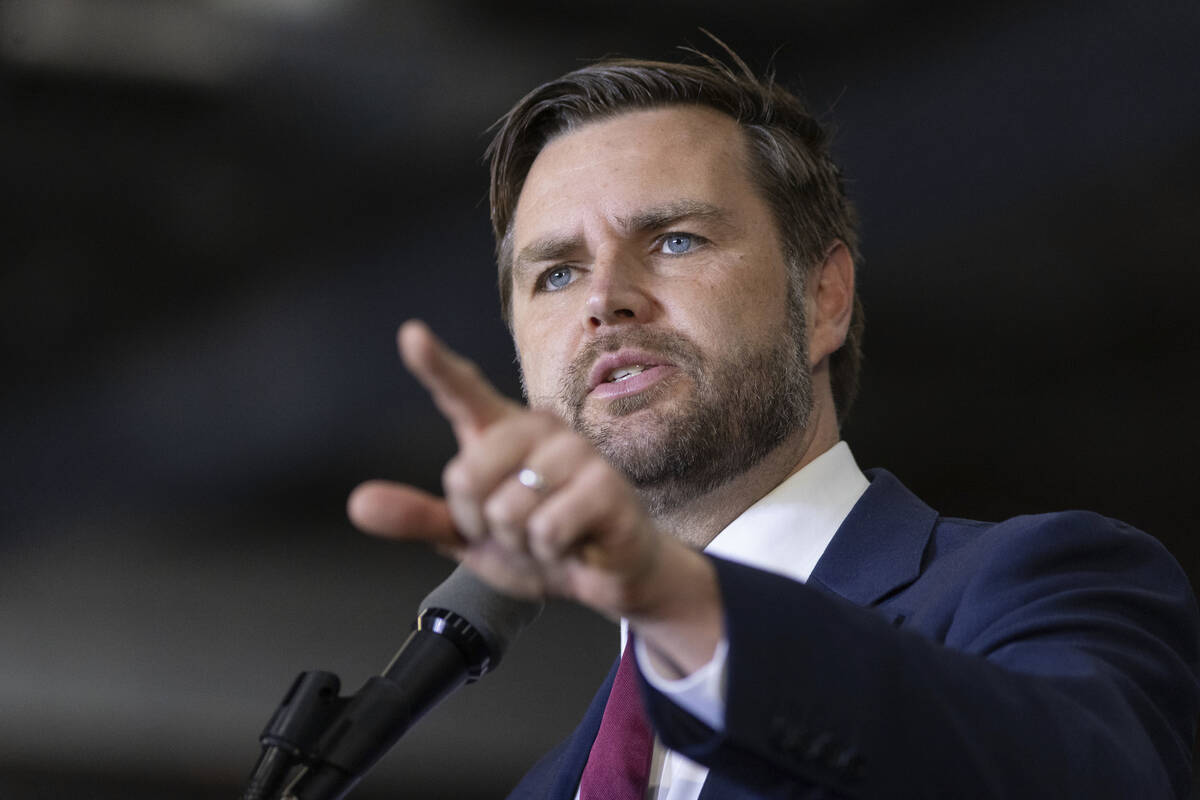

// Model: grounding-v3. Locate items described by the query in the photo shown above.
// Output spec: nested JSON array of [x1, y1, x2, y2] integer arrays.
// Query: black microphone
[[277, 566, 543, 800]]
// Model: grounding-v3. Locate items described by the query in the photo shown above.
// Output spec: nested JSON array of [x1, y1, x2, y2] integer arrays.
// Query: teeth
[[606, 364, 646, 383]]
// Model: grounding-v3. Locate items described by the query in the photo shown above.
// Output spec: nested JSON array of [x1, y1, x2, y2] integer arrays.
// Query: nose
[[584, 251, 653, 330]]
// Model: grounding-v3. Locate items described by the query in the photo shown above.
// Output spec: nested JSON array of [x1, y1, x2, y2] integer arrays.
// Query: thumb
[[348, 479, 462, 548]]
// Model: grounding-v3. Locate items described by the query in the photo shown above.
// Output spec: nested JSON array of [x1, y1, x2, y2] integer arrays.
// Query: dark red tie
[[578, 643, 654, 799]]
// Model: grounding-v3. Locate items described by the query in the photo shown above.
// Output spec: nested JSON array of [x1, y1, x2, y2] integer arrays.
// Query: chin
[[578, 408, 683, 478]]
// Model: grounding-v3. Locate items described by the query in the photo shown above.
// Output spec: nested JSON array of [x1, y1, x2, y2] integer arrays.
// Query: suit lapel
[[807, 468, 938, 607]]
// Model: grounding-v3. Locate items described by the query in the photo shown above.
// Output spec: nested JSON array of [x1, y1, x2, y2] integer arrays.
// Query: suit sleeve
[[639, 512, 1200, 799]]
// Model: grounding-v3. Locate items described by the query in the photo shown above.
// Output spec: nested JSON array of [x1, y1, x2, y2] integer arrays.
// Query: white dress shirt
[[575, 442, 869, 800]]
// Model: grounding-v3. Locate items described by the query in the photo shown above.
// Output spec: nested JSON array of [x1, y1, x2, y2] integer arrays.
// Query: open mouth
[[588, 357, 676, 401], [605, 364, 649, 383], [587, 348, 674, 391]]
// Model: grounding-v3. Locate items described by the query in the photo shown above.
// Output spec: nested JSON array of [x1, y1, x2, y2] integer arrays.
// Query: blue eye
[[661, 233, 696, 255], [542, 266, 574, 291]]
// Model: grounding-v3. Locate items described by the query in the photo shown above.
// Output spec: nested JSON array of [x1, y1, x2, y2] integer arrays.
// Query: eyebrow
[[512, 200, 732, 279], [615, 200, 729, 236]]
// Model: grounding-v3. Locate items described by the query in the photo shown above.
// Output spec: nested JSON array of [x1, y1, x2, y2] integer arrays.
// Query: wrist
[[626, 544, 723, 677]]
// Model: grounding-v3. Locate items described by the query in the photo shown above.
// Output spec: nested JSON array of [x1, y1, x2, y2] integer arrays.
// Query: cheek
[[514, 319, 571, 399], [671, 264, 789, 345]]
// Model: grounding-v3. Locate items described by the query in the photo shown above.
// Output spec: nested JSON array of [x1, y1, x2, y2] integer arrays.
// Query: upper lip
[[587, 349, 674, 392]]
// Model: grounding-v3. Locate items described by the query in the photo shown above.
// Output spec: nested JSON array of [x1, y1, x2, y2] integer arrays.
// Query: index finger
[[399, 319, 517, 443]]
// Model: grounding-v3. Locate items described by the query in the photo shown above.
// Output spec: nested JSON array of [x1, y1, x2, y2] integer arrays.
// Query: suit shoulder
[[907, 509, 1197, 648], [929, 508, 1177, 572]]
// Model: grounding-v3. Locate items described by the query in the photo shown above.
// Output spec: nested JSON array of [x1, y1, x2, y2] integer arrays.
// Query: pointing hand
[[349, 320, 722, 673]]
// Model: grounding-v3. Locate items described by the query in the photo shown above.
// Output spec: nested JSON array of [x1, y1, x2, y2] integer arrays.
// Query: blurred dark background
[[1, 0, 1197, 797]]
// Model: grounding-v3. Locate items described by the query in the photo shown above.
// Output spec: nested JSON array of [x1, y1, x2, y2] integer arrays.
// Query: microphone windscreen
[[420, 565, 543, 663]]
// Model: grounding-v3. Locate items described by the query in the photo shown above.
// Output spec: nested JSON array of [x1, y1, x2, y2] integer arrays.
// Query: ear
[[807, 241, 855, 369]]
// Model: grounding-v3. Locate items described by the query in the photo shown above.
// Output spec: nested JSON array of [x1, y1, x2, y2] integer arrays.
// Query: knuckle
[[528, 505, 583, 561], [483, 493, 519, 528], [526, 508, 561, 550], [442, 458, 475, 498]]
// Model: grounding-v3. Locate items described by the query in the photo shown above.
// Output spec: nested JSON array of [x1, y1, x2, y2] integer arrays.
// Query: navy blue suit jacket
[[506, 470, 1200, 798]]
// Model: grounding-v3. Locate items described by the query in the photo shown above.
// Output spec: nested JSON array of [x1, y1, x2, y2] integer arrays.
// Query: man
[[348, 50, 1200, 798]]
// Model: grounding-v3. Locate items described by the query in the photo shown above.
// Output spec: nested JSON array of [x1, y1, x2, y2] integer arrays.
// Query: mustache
[[558, 327, 703, 409]]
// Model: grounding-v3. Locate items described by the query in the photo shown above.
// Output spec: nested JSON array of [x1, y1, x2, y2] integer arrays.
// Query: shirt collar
[[704, 441, 869, 585]]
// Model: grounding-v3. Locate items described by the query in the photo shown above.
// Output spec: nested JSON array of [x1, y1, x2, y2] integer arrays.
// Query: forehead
[[511, 106, 759, 244]]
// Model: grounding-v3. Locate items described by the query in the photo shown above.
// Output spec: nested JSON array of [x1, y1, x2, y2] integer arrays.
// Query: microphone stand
[[242, 670, 346, 800], [242, 607, 490, 800]]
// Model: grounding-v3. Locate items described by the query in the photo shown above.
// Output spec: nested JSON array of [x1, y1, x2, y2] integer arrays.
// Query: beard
[[552, 300, 813, 516]]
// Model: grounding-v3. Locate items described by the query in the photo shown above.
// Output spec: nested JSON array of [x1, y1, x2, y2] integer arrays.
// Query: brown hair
[[485, 46, 865, 422]]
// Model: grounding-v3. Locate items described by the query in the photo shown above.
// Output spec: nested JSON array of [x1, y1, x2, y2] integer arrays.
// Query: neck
[[649, 398, 841, 549]]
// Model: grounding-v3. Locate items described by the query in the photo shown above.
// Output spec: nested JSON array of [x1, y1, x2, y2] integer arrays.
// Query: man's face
[[508, 106, 812, 513]]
